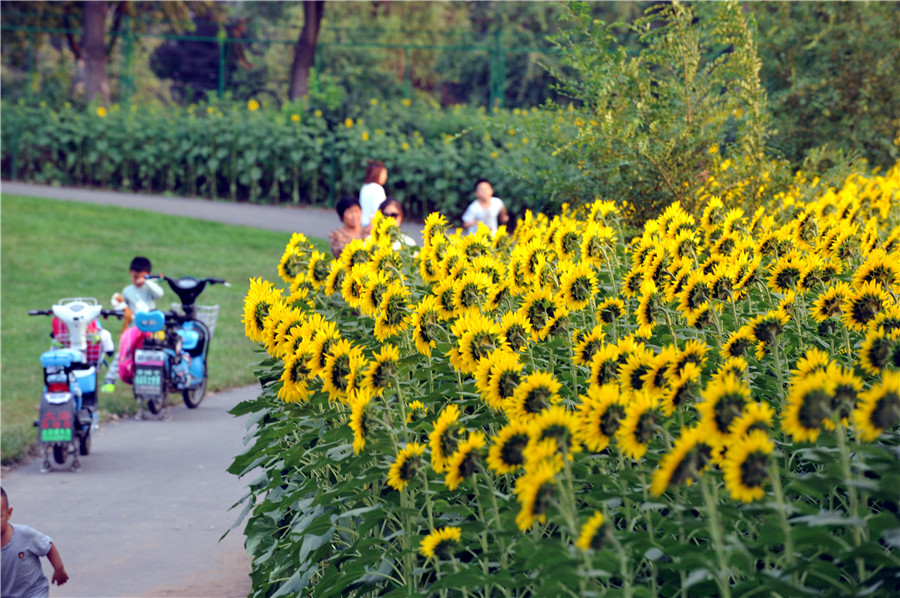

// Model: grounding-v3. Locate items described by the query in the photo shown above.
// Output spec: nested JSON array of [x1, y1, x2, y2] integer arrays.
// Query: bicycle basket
[[172, 303, 220, 339], [52, 333, 103, 365]]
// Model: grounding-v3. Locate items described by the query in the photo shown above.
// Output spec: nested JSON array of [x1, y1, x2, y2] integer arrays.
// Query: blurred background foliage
[[1, 1, 897, 224]]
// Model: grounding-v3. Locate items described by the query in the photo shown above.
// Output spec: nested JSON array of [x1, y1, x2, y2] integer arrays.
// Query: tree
[[288, 0, 325, 101], [750, 2, 900, 170], [0, 0, 218, 104], [537, 1, 771, 222]]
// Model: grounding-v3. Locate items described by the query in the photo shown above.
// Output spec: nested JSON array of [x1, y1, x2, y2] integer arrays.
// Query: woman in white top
[[359, 160, 388, 227], [462, 178, 509, 234]]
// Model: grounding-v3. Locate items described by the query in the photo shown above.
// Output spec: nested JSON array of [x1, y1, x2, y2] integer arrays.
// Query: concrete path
[[0, 181, 424, 241], [1, 386, 258, 598]]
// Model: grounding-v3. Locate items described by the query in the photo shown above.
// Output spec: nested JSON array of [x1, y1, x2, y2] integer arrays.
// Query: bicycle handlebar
[[28, 309, 53, 316], [29, 309, 123, 319]]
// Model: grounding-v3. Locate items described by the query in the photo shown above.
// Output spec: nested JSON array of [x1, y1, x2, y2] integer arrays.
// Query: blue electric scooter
[[131, 275, 228, 418]]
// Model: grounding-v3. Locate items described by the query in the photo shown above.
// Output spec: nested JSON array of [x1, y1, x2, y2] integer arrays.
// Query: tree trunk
[[83, 0, 110, 104], [288, 0, 325, 101]]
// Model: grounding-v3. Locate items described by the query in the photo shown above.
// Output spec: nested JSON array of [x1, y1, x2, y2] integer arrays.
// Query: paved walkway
[[1, 181, 424, 241]]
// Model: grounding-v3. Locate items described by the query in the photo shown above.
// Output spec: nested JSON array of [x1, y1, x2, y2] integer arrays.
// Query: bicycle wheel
[[182, 362, 207, 409]]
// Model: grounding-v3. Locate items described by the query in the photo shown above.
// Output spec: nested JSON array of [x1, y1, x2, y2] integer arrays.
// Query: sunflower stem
[[772, 340, 786, 408], [836, 423, 866, 583], [700, 475, 732, 598], [768, 458, 797, 581], [399, 486, 418, 594]]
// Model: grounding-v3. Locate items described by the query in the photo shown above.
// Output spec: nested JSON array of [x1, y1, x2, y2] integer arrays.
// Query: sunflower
[[444, 431, 486, 490], [308, 322, 341, 376], [841, 279, 891, 332], [419, 526, 462, 560], [451, 312, 508, 374], [747, 310, 790, 348], [671, 339, 710, 378], [268, 304, 303, 359], [374, 281, 412, 342], [507, 371, 563, 422], [575, 511, 609, 552], [858, 328, 900, 375], [580, 221, 616, 268], [827, 363, 863, 424], [853, 248, 900, 293], [597, 297, 626, 325], [643, 345, 678, 394], [528, 405, 582, 457], [349, 388, 375, 454], [660, 361, 702, 416], [411, 295, 442, 357], [577, 384, 625, 453], [519, 287, 565, 341], [782, 371, 835, 443], [650, 426, 713, 496], [634, 279, 663, 339], [733, 251, 763, 292], [721, 326, 755, 360], [277, 350, 314, 404], [359, 270, 392, 318], [499, 310, 533, 353], [852, 371, 900, 442], [304, 251, 332, 290], [559, 261, 598, 311], [722, 430, 773, 503], [422, 212, 449, 247], [618, 349, 656, 394], [588, 345, 621, 388], [573, 325, 606, 366], [872, 304, 900, 335], [486, 350, 523, 410], [728, 402, 775, 439], [791, 347, 833, 381], [810, 282, 852, 323], [277, 233, 312, 281], [487, 421, 532, 474], [433, 278, 458, 321], [243, 277, 283, 343], [322, 339, 367, 403], [677, 271, 711, 318], [697, 373, 751, 444], [713, 356, 748, 383], [514, 460, 558, 531], [386, 442, 427, 491], [338, 238, 371, 271], [321, 261, 344, 297], [429, 404, 462, 473], [621, 267, 644, 299], [452, 270, 492, 315], [260, 299, 292, 356], [616, 391, 663, 460], [361, 344, 400, 396], [555, 219, 583, 261], [371, 243, 403, 281]]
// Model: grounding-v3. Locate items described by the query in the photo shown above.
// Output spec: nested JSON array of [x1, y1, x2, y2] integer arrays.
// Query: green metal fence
[[1, 15, 559, 109]]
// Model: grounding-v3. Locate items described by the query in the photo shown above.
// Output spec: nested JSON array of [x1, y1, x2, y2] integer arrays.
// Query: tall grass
[[0, 193, 326, 464]]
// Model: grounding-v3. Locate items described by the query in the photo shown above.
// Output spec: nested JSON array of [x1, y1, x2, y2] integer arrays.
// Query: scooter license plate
[[134, 364, 165, 398], [39, 402, 74, 443]]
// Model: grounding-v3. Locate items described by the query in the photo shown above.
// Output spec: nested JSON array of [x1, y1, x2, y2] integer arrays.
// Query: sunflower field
[[230, 160, 900, 597]]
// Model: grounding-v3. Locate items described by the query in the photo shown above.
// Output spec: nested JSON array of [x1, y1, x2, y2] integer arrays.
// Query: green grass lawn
[[1, 194, 325, 464]]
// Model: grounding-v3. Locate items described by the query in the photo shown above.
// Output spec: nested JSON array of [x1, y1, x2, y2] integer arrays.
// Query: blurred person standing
[[359, 160, 388, 227], [462, 178, 508, 234]]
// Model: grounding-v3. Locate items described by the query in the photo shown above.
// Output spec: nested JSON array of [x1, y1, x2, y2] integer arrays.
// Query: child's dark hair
[[1, 486, 7, 505], [474, 178, 491, 192], [130, 256, 152, 273]]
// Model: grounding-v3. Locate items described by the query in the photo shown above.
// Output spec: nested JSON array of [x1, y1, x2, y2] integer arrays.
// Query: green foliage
[[0, 97, 572, 222], [536, 1, 773, 223], [751, 1, 900, 170], [0, 194, 322, 465]]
